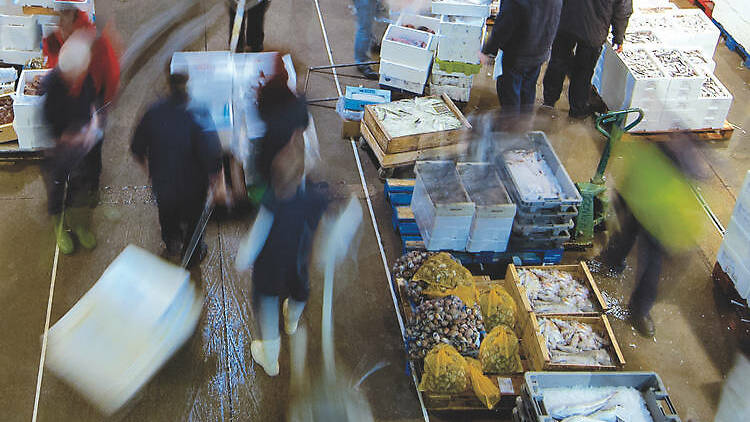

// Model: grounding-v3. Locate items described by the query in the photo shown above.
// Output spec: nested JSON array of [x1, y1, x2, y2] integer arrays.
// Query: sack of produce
[[418, 344, 469, 394], [413, 252, 477, 305], [465, 357, 501, 410], [479, 325, 522, 373], [478, 285, 516, 331], [393, 251, 438, 305]]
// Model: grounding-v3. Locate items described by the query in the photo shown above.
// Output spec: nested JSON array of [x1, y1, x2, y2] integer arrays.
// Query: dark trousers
[[542, 31, 602, 117], [600, 194, 665, 318], [155, 190, 206, 253], [496, 60, 542, 116], [228, 1, 269, 52], [42, 141, 103, 215]]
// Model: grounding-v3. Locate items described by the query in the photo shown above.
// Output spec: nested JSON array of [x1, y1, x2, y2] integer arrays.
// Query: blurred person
[[227, 0, 270, 52], [43, 6, 120, 105], [42, 31, 108, 254], [234, 56, 329, 376], [595, 135, 707, 337], [541, 0, 633, 120], [353, 0, 379, 79], [479, 0, 562, 116], [131, 73, 227, 265]]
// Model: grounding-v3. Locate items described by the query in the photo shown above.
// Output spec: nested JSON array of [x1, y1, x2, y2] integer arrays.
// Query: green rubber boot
[[53, 214, 75, 255], [68, 207, 97, 250]]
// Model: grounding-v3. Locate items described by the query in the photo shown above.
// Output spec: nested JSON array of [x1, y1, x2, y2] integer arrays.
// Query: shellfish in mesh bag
[[405, 295, 484, 359], [391, 251, 437, 304], [478, 285, 517, 331], [418, 344, 469, 394], [412, 252, 478, 305], [479, 325, 522, 374]]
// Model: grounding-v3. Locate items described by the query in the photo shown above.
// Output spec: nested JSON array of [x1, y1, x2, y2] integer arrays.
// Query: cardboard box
[[344, 86, 391, 111], [342, 119, 360, 139]]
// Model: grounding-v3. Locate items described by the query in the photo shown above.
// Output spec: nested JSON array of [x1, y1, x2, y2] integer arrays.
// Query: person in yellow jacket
[[596, 134, 707, 337]]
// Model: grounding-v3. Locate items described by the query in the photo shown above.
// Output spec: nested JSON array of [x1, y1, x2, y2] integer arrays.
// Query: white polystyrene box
[[431, 0, 490, 18], [395, 13, 440, 51], [36, 14, 59, 38], [44, 245, 201, 415], [11, 100, 45, 127], [379, 58, 430, 85], [717, 242, 750, 299], [0, 48, 41, 65], [439, 14, 484, 40], [600, 46, 669, 113], [725, 216, 750, 264], [379, 73, 425, 95], [13, 122, 53, 150], [693, 74, 733, 130], [429, 83, 471, 102], [667, 9, 721, 58], [713, 4, 750, 59], [436, 36, 482, 64], [0, 14, 40, 51], [651, 48, 705, 102], [431, 67, 473, 88], [380, 24, 435, 71], [12, 0, 54, 7], [681, 49, 716, 74]]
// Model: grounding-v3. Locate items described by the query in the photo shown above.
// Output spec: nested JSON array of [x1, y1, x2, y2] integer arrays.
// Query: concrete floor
[[1, 1, 748, 421]]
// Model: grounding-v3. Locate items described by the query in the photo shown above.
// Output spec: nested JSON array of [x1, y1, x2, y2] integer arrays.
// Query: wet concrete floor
[[1, 1, 748, 421]]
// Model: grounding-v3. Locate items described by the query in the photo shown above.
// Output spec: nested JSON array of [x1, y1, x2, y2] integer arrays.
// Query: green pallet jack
[[569, 108, 644, 248]]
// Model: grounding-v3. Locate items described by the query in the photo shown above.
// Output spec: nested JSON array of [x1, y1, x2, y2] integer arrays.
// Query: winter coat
[[557, 0, 633, 47], [482, 0, 563, 68]]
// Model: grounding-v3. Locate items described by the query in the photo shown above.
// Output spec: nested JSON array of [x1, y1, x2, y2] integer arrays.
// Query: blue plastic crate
[[344, 86, 391, 111]]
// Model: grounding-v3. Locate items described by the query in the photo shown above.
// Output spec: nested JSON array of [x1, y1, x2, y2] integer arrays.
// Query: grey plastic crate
[[512, 219, 575, 236], [515, 205, 578, 224], [524, 371, 681, 422], [496, 131, 582, 209]]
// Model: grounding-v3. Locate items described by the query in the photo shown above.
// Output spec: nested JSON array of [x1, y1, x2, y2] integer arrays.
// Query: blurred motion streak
[[44, 245, 203, 415]]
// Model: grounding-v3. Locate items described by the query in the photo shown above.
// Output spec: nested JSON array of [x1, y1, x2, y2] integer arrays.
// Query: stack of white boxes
[[12, 68, 53, 150], [0, 13, 42, 65], [713, 0, 750, 55], [429, 15, 485, 102], [429, 1, 489, 102], [594, 6, 732, 131], [717, 171, 750, 301], [379, 17, 438, 95]]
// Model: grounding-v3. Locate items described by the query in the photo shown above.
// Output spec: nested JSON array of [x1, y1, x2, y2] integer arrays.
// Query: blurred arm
[[235, 205, 274, 272]]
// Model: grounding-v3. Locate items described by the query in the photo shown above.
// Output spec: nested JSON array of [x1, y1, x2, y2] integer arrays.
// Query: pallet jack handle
[[591, 108, 644, 184]]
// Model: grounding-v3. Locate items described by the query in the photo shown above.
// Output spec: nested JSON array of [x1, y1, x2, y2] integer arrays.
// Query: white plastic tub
[[380, 24, 435, 70]]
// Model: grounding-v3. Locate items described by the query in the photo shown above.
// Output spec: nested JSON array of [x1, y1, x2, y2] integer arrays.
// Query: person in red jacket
[[43, 6, 120, 104]]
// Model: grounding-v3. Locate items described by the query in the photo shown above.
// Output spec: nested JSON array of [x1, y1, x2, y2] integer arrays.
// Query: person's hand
[[613, 43, 623, 53], [479, 52, 491, 65]]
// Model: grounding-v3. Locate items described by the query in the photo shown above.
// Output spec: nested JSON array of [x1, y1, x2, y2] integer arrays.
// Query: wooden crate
[[360, 120, 469, 169], [395, 275, 529, 411], [504, 262, 608, 335], [521, 313, 625, 372], [362, 93, 471, 154]]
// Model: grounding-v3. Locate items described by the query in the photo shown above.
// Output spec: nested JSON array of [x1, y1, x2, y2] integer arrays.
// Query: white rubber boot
[[251, 338, 280, 376], [282, 298, 305, 335]]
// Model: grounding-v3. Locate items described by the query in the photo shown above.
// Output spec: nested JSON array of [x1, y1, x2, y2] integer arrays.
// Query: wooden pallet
[[0, 140, 45, 161], [629, 120, 734, 142]]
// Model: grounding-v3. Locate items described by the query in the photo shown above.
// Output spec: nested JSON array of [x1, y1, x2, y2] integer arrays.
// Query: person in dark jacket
[[131, 73, 226, 265], [480, 0, 563, 116], [227, 0, 270, 52], [42, 31, 106, 255], [234, 55, 328, 377], [542, 0, 633, 119]]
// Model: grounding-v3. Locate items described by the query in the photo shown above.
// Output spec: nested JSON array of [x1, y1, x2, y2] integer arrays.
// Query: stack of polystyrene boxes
[[429, 15, 485, 102], [717, 171, 750, 301], [379, 21, 437, 95], [429, 1, 489, 102], [594, 6, 733, 131], [711, 0, 750, 57], [12, 68, 53, 150], [0, 13, 42, 65]]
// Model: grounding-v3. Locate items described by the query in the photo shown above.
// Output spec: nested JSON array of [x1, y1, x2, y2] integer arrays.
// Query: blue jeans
[[353, 0, 375, 64], [496, 59, 542, 116]]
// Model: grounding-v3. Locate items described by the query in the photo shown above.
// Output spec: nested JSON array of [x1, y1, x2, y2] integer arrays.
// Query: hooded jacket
[[482, 0, 563, 68], [558, 0, 633, 47]]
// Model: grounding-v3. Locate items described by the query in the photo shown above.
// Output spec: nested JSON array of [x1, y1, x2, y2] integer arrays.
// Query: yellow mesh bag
[[465, 357, 501, 410], [478, 285, 517, 331], [479, 325, 522, 374], [414, 253, 477, 305], [418, 344, 469, 394]]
